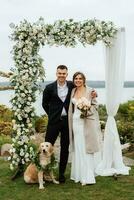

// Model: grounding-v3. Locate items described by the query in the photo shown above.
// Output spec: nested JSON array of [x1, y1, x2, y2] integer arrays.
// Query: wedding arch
[[9, 18, 130, 175]]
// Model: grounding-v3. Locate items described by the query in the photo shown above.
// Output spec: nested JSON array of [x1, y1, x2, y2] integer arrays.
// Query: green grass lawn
[[0, 159, 134, 200]]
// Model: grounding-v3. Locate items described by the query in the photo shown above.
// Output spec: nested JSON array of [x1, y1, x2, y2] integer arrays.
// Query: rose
[[77, 97, 91, 118]]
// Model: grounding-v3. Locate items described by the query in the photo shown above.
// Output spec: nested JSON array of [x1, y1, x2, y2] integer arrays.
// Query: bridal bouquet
[[77, 97, 92, 119]]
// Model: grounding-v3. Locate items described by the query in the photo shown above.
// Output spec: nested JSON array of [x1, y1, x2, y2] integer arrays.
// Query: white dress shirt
[[57, 81, 68, 116]]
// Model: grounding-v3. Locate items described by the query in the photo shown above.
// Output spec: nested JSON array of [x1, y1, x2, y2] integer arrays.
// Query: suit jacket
[[68, 86, 101, 154], [42, 80, 74, 124]]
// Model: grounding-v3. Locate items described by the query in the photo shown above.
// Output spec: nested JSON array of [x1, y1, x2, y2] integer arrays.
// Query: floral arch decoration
[[9, 18, 117, 170]]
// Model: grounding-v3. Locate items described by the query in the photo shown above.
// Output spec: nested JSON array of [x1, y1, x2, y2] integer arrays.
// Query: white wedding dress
[[70, 97, 100, 185]]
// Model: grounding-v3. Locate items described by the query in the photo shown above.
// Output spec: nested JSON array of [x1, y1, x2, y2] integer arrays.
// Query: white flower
[[11, 147, 16, 153], [33, 28, 38, 35], [29, 89, 32, 93], [17, 158, 20, 162], [18, 141, 24, 146], [12, 160, 15, 164], [23, 135, 29, 143], [22, 73, 29, 80], [24, 114, 28, 118], [28, 97, 32, 101], [19, 35, 24, 40], [24, 107, 31, 113], [13, 106, 17, 111], [22, 159, 25, 164], [20, 85, 24, 90], [16, 108, 20, 113], [26, 118, 30, 123], [13, 124, 17, 131], [28, 123, 32, 128], [10, 164, 14, 170], [21, 93, 26, 97], [31, 112, 35, 117], [18, 115, 22, 121], [17, 130, 21, 136], [18, 97, 22, 102], [13, 153, 18, 159], [18, 42, 24, 49], [20, 99, 24, 104], [24, 90, 28, 94], [15, 161, 18, 166], [30, 147, 33, 152], [12, 119, 16, 124], [9, 23, 15, 28], [18, 104, 21, 108], [25, 158, 30, 162], [25, 153, 29, 158], [20, 151, 24, 156], [8, 156, 11, 161]]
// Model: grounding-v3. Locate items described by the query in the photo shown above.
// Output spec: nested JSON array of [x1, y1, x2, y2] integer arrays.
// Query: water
[[0, 88, 134, 115]]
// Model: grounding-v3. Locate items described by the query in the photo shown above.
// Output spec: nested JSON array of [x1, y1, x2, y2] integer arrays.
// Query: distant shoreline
[[0, 81, 134, 88]]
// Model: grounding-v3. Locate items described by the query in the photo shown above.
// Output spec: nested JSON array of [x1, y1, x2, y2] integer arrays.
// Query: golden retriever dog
[[24, 142, 59, 189]]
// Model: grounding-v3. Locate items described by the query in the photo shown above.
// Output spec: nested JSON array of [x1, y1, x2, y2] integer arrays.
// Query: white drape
[[96, 28, 130, 176]]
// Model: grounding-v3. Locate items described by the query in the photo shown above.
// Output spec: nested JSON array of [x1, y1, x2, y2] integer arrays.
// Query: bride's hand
[[91, 89, 98, 98]]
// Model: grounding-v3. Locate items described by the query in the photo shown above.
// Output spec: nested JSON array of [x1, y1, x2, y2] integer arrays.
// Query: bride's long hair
[[73, 72, 86, 87]]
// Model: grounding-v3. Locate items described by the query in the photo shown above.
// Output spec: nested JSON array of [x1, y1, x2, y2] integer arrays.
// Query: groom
[[42, 65, 96, 183]]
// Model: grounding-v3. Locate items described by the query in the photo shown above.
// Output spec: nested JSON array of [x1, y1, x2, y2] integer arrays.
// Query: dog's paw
[[39, 186, 45, 190], [53, 180, 59, 184]]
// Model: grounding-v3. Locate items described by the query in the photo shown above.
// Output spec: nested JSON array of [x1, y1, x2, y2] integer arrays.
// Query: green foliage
[[98, 101, 134, 144], [0, 105, 48, 136], [0, 101, 134, 145], [98, 104, 107, 121], [117, 121, 134, 144], [98, 104, 107, 130], [34, 115, 48, 133], [0, 135, 12, 148], [0, 104, 13, 122], [0, 121, 13, 136], [117, 100, 134, 121], [0, 105, 13, 136]]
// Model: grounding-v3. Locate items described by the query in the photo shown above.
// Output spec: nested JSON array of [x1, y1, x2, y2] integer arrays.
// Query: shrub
[[0, 121, 13, 136], [0, 104, 13, 122], [98, 101, 134, 144], [0, 105, 13, 136], [117, 120, 134, 144], [98, 104, 107, 122], [34, 115, 48, 133]]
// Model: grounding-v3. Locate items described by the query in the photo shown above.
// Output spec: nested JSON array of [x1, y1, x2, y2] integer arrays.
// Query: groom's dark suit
[[42, 80, 74, 178]]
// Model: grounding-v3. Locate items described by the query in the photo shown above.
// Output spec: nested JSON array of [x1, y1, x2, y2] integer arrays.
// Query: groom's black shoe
[[59, 174, 66, 183]]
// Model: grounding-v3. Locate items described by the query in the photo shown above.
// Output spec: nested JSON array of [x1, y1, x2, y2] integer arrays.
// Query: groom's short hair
[[57, 65, 68, 70]]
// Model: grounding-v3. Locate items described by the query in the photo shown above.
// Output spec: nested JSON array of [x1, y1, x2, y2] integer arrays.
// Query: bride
[[68, 72, 102, 185]]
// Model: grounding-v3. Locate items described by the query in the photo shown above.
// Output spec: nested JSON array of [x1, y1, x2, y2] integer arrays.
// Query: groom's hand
[[91, 89, 98, 98]]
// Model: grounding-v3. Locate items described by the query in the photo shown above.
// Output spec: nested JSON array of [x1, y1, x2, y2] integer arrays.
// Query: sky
[[0, 0, 134, 81]]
